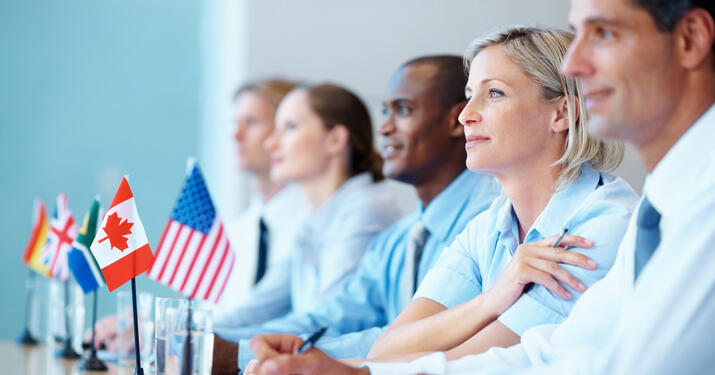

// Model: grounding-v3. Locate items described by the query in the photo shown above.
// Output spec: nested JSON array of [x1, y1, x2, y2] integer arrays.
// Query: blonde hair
[[234, 78, 300, 108], [465, 26, 624, 188]]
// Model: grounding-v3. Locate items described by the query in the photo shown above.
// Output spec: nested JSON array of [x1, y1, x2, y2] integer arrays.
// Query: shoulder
[[568, 172, 640, 225]]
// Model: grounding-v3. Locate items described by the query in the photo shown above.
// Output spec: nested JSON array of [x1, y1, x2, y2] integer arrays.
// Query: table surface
[[0, 342, 137, 375]]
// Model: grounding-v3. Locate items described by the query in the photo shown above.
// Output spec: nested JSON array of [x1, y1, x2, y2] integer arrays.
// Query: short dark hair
[[400, 55, 467, 110], [633, 0, 714, 32]]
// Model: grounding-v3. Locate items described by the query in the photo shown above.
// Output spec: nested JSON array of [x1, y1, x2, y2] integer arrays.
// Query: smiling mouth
[[381, 144, 403, 158], [465, 136, 489, 149]]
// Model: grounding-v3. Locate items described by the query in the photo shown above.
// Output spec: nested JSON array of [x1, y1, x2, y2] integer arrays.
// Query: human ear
[[550, 96, 573, 134], [326, 124, 351, 156], [675, 8, 715, 70]]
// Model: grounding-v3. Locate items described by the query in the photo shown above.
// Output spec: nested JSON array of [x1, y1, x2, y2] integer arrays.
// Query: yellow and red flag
[[22, 199, 51, 277]]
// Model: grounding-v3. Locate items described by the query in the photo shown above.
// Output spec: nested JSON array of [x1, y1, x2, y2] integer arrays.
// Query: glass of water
[[153, 297, 190, 375], [117, 291, 153, 368], [165, 305, 213, 375]]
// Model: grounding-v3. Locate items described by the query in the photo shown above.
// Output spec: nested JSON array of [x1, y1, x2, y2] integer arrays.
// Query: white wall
[[206, 0, 646, 218]]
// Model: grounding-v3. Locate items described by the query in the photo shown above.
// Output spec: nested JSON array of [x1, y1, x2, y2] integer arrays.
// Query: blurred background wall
[[0, 0, 646, 340]]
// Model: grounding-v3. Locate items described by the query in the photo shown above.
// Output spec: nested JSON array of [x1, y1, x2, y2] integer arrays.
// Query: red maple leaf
[[97, 212, 134, 251]]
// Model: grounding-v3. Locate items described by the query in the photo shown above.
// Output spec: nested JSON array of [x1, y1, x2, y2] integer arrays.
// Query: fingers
[[528, 258, 586, 294], [525, 268, 573, 299], [250, 334, 305, 362], [539, 234, 594, 249], [520, 244, 597, 270]]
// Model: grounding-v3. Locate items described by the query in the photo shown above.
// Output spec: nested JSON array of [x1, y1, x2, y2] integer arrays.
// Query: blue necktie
[[633, 197, 661, 280]]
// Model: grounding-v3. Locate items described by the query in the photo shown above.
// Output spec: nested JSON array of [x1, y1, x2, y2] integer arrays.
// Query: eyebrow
[[385, 98, 414, 106], [570, 16, 628, 30]]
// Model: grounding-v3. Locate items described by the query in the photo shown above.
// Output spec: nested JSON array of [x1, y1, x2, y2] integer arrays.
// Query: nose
[[562, 34, 595, 78], [458, 99, 481, 128], [379, 115, 396, 136], [263, 130, 278, 153], [234, 122, 245, 142]]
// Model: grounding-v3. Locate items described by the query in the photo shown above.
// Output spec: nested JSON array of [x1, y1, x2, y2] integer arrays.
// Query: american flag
[[148, 164, 236, 303], [40, 193, 78, 281]]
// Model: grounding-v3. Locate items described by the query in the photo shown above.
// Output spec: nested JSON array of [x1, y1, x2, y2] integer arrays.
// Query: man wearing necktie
[[242, 0, 715, 374]]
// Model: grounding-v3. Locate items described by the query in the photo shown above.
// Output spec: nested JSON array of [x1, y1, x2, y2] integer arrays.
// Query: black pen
[[551, 228, 569, 247], [296, 326, 328, 355]]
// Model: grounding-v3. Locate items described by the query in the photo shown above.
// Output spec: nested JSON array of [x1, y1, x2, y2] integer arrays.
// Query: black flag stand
[[17, 270, 39, 345], [181, 298, 193, 375], [131, 278, 144, 375], [79, 289, 108, 371], [56, 279, 81, 359]]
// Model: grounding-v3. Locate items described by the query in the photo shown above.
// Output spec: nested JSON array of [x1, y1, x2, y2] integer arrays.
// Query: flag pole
[[130, 277, 144, 375], [57, 278, 81, 358], [80, 289, 108, 371], [17, 270, 39, 345], [181, 297, 193, 375]]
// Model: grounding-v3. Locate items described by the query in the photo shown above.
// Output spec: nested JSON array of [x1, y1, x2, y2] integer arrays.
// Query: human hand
[[484, 234, 597, 315], [83, 315, 119, 351], [247, 334, 369, 375]]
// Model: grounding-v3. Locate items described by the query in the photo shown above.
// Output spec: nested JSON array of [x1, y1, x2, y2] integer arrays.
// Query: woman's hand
[[483, 234, 597, 315]]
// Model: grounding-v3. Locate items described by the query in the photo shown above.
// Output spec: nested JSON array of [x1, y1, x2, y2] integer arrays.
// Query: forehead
[[276, 90, 310, 118], [568, 0, 655, 29], [384, 63, 439, 101], [467, 46, 526, 85]]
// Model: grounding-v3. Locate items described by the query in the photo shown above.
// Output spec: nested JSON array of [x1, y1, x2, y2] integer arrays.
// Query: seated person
[[215, 83, 405, 329], [245, 25, 641, 374], [211, 55, 503, 372]]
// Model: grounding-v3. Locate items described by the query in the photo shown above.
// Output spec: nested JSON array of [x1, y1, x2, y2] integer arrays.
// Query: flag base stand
[[56, 339, 81, 359], [79, 349, 108, 371], [16, 327, 39, 346]]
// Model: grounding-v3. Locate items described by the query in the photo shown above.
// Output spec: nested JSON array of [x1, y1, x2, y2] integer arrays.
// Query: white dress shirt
[[364, 103, 715, 375], [213, 184, 309, 327]]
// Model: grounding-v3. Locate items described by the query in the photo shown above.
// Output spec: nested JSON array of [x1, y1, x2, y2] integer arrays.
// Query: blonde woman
[[244, 26, 639, 375]]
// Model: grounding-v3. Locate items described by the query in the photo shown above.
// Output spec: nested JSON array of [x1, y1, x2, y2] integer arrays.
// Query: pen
[[296, 326, 328, 355], [551, 228, 569, 247]]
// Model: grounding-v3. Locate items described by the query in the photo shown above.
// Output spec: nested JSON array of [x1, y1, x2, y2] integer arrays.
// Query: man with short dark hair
[[245, 0, 715, 373], [210, 56, 501, 373]]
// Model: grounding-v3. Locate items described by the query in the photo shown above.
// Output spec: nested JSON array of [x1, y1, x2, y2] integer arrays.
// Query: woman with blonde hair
[[243, 26, 640, 375]]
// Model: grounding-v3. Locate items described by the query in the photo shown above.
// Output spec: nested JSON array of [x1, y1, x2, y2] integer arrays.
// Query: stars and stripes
[[40, 193, 78, 281], [148, 164, 236, 303]]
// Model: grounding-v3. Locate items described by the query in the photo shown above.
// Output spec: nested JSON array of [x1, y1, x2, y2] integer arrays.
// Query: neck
[[415, 166, 467, 208], [255, 172, 283, 204], [497, 161, 561, 244], [638, 74, 715, 172], [300, 162, 350, 211]]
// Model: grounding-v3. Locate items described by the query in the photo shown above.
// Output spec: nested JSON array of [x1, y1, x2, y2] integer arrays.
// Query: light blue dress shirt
[[222, 170, 501, 369], [414, 163, 638, 336], [364, 104, 715, 375], [214, 172, 404, 330]]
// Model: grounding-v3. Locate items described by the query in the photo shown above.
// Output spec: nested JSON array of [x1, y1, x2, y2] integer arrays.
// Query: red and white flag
[[147, 164, 235, 303], [90, 176, 154, 291], [40, 193, 78, 281]]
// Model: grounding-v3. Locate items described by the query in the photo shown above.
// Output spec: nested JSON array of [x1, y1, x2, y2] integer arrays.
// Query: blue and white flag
[[68, 198, 106, 293]]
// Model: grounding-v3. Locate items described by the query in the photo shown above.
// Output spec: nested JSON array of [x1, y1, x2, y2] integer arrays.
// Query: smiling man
[[245, 0, 715, 374], [211, 55, 501, 373]]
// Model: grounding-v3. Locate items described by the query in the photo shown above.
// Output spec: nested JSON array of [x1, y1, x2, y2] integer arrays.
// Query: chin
[[587, 116, 628, 142]]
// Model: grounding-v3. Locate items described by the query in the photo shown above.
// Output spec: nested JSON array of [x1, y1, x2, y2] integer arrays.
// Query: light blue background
[[0, 0, 200, 340]]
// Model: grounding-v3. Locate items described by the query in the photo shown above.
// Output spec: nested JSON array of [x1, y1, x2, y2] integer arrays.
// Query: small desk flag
[[90, 177, 154, 292], [68, 198, 106, 293], [148, 163, 236, 303], [40, 193, 78, 281], [22, 199, 51, 277]]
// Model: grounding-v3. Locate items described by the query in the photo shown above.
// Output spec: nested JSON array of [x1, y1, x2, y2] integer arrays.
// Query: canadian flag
[[90, 176, 154, 291]]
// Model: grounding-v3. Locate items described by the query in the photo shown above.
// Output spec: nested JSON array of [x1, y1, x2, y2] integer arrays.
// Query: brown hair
[[301, 83, 384, 181], [234, 78, 300, 108]]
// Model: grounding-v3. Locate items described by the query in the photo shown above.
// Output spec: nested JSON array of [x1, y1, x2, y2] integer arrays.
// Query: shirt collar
[[644, 103, 715, 216], [420, 170, 497, 242], [496, 163, 602, 242], [305, 172, 374, 230]]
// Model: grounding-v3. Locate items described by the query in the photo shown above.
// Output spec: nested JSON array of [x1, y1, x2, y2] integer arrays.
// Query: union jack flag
[[40, 193, 78, 281], [148, 164, 236, 303]]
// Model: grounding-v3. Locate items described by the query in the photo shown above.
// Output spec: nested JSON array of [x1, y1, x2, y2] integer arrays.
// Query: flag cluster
[[148, 164, 236, 303], [22, 162, 235, 303]]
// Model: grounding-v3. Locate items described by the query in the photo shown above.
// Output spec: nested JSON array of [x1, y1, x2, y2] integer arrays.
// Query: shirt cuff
[[498, 292, 565, 336], [362, 352, 447, 375]]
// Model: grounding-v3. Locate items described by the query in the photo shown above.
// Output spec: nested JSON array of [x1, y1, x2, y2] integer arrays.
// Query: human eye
[[381, 105, 388, 116], [286, 121, 299, 130], [396, 104, 411, 116], [488, 88, 504, 99], [592, 25, 614, 40]]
